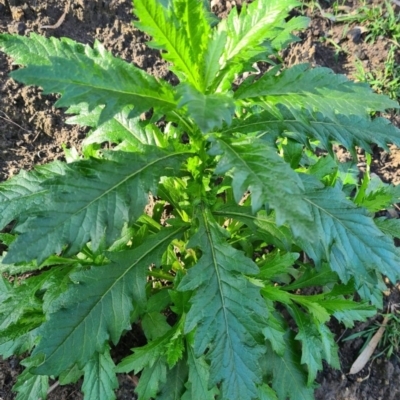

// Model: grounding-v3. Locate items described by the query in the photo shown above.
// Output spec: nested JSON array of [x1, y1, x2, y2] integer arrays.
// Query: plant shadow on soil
[[1, 0, 400, 399]]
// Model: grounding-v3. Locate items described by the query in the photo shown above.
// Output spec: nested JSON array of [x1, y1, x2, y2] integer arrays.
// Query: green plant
[[354, 45, 400, 101], [1, 0, 400, 399]]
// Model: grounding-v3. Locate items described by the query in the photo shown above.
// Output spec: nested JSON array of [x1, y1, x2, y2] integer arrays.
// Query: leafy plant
[[1, 0, 400, 399]]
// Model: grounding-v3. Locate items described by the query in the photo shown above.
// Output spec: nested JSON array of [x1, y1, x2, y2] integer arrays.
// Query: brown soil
[[1, 0, 400, 399]]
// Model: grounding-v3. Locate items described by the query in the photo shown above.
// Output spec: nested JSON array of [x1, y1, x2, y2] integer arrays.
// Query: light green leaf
[[5, 148, 188, 264], [290, 304, 338, 385], [375, 217, 400, 239], [258, 250, 299, 279], [182, 345, 218, 400], [59, 363, 83, 385], [209, 137, 312, 234], [13, 355, 48, 400], [220, 0, 299, 64], [235, 64, 398, 120], [32, 227, 185, 376], [258, 383, 279, 400], [82, 346, 118, 400], [318, 299, 376, 328], [158, 358, 188, 400], [141, 312, 171, 341], [0, 34, 176, 123], [136, 357, 168, 400], [265, 332, 314, 400], [213, 205, 293, 250], [178, 84, 235, 132], [178, 208, 268, 400], [133, 0, 206, 89], [283, 264, 338, 291]]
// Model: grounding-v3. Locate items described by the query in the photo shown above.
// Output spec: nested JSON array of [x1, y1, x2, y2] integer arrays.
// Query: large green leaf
[[209, 137, 313, 235], [82, 346, 118, 400], [178, 208, 269, 400], [298, 177, 400, 306], [4, 148, 188, 264], [32, 227, 185, 376], [0, 33, 176, 123], [222, 106, 400, 153], [235, 64, 398, 120]]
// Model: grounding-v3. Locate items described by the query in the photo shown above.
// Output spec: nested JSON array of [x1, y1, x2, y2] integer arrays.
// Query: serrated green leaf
[[5, 148, 188, 264], [209, 137, 313, 234], [220, 0, 299, 64], [297, 176, 400, 306], [178, 84, 235, 132], [318, 299, 376, 328], [67, 105, 167, 151], [0, 34, 176, 123], [375, 217, 400, 238], [136, 357, 168, 400], [258, 250, 299, 279], [262, 312, 287, 356], [59, 363, 83, 385], [82, 346, 118, 400], [213, 205, 294, 250], [0, 162, 66, 231], [290, 304, 338, 385], [266, 332, 314, 400], [142, 312, 171, 341], [236, 64, 398, 120], [133, 0, 206, 89], [283, 264, 338, 291], [223, 105, 400, 154], [158, 358, 188, 400], [182, 345, 218, 400], [178, 208, 268, 400], [32, 227, 185, 376], [13, 355, 48, 400], [258, 383, 279, 400]]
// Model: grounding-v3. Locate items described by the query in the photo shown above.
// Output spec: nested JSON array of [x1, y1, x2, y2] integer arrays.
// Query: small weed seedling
[[354, 45, 400, 102], [1, 0, 400, 399]]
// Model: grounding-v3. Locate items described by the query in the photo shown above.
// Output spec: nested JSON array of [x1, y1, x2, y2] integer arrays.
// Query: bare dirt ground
[[1, 0, 400, 399]]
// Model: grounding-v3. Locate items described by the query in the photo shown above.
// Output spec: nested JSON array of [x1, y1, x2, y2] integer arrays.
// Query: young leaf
[[182, 345, 219, 400], [220, 0, 299, 64], [13, 355, 48, 400], [209, 137, 313, 233], [82, 346, 118, 400], [178, 84, 235, 132], [178, 208, 268, 400], [290, 304, 339, 385], [0, 34, 176, 123], [265, 332, 314, 400], [5, 148, 188, 264], [133, 0, 207, 89], [32, 227, 185, 376]]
